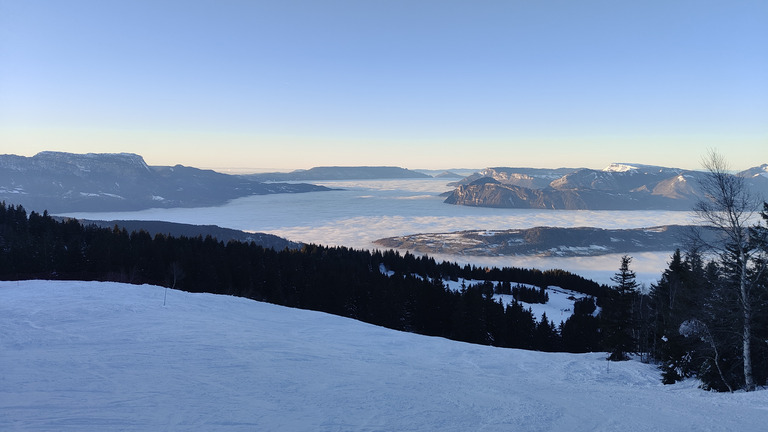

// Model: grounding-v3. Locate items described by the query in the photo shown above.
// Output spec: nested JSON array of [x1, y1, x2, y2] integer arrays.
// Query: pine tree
[[561, 297, 601, 353], [650, 249, 704, 383], [603, 255, 639, 361]]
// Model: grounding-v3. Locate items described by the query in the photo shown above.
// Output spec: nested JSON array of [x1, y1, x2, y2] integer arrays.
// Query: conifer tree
[[603, 255, 639, 361], [560, 297, 601, 353], [650, 249, 702, 382]]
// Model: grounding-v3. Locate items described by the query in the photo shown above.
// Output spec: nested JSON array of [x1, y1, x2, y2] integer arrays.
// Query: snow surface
[[603, 163, 669, 173], [3, 280, 767, 432], [603, 163, 639, 172], [443, 279, 581, 323]]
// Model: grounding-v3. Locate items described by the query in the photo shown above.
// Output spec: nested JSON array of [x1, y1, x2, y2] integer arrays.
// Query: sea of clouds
[[60, 179, 698, 285]]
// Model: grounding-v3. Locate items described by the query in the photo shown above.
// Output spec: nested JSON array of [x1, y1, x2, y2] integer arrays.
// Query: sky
[[1, 0, 766, 171]]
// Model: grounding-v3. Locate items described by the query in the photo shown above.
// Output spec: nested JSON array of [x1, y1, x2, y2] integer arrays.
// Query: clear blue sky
[[1, 0, 766, 171]]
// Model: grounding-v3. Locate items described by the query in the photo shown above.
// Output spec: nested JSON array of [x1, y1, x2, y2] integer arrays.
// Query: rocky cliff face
[[0, 152, 329, 213], [443, 178, 590, 209], [449, 167, 576, 188]]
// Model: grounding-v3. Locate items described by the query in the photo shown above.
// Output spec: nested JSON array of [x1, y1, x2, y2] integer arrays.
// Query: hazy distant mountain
[[433, 171, 465, 179], [375, 225, 713, 257], [414, 168, 480, 177], [244, 166, 431, 181], [444, 163, 768, 210], [0, 152, 329, 213]]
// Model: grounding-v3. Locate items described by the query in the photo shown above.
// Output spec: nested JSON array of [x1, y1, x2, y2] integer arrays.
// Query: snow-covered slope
[[442, 279, 583, 323], [2, 280, 767, 431]]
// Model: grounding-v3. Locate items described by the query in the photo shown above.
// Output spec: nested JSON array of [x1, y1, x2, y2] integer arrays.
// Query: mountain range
[[4, 152, 767, 214], [444, 163, 768, 210], [244, 166, 431, 181], [0, 152, 329, 213]]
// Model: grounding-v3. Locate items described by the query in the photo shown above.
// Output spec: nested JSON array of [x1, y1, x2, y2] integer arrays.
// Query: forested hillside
[[0, 202, 603, 352]]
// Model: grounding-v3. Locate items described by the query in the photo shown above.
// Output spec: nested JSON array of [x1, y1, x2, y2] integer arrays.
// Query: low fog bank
[[59, 179, 696, 286]]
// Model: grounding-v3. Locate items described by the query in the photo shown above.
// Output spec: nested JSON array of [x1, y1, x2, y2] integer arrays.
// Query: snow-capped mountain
[[0, 152, 328, 213], [602, 162, 676, 173]]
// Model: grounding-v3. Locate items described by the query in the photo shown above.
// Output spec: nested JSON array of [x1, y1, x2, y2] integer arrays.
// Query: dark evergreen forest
[[597, 201, 768, 392], [0, 202, 604, 353]]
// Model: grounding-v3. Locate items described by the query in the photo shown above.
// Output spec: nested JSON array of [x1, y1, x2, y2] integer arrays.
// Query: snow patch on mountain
[[602, 163, 674, 174], [603, 163, 639, 172], [757, 164, 768, 178]]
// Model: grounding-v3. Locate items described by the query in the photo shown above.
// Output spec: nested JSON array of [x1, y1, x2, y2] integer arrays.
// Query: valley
[[58, 178, 697, 285]]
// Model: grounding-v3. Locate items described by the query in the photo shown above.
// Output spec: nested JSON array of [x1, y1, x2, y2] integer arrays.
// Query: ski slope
[[2, 280, 766, 431]]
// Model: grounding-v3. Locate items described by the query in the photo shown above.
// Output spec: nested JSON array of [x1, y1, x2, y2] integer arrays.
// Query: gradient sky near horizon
[[1, 0, 766, 171]]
